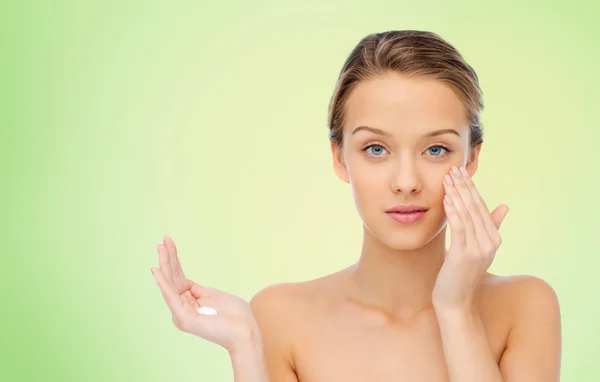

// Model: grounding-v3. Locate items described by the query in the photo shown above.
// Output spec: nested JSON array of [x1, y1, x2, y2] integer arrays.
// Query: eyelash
[[361, 143, 454, 157]]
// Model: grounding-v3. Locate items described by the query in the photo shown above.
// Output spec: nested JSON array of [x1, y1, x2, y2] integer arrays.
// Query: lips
[[386, 210, 428, 224], [385, 204, 429, 224], [385, 204, 429, 213]]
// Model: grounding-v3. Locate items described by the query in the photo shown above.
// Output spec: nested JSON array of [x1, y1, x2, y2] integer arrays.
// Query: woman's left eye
[[425, 145, 452, 157]]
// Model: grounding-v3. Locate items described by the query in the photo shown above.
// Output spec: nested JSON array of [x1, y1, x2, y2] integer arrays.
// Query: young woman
[[150, 30, 562, 382]]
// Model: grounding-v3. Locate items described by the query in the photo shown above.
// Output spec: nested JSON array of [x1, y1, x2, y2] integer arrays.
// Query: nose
[[391, 156, 422, 194]]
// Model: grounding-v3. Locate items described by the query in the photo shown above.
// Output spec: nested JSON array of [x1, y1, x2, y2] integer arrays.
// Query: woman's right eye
[[363, 144, 389, 156]]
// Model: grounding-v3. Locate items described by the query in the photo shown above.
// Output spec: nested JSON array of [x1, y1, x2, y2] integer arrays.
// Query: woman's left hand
[[432, 165, 510, 312]]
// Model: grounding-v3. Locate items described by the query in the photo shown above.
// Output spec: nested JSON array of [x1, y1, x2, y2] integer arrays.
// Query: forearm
[[435, 307, 504, 382], [229, 339, 270, 382]]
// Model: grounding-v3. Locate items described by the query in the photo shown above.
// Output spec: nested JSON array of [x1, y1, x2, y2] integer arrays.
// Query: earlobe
[[466, 143, 482, 177], [331, 142, 350, 184]]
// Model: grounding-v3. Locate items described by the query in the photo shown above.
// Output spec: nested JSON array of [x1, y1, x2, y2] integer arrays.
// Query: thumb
[[491, 204, 509, 229], [190, 282, 205, 299]]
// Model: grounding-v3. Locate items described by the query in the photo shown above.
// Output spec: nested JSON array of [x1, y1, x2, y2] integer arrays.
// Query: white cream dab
[[197, 306, 218, 315]]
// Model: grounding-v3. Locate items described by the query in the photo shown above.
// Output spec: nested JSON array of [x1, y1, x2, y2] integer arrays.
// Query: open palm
[[151, 236, 258, 353]]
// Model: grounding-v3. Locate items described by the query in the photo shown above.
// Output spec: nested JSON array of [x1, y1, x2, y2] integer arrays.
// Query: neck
[[349, 225, 447, 318]]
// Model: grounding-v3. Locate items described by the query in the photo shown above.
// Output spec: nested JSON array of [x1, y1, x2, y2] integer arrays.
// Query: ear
[[465, 143, 482, 177], [331, 141, 350, 183]]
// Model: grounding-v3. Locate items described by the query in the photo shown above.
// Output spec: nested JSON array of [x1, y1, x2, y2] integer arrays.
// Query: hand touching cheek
[[432, 166, 509, 312]]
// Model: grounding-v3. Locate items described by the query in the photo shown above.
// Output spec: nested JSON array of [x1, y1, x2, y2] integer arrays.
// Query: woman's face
[[331, 71, 481, 250]]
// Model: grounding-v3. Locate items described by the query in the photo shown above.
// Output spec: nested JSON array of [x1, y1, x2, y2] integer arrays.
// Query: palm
[[172, 281, 200, 322]]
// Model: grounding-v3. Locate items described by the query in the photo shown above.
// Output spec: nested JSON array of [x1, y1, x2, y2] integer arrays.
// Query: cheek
[[433, 176, 446, 194], [351, 175, 378, 202], [348, 166, 386, 208], [428, 174, 449, 207]]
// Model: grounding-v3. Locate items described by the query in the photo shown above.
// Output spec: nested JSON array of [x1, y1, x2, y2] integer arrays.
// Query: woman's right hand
[[151, 236, 261, 354]]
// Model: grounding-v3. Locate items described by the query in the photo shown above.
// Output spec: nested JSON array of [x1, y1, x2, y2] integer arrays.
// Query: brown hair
[[328, 30, 484, 149]]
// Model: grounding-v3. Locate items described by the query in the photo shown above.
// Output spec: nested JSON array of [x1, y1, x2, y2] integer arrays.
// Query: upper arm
[[499, 276, 562, 381], [250, 284, 300, 382]]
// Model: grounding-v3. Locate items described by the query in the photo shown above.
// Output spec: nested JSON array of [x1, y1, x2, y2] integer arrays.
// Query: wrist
[[228, 334, 269, 382], [433, 304, 477, 324], [434, 306, 483, 338], [228, 324, 264, 357]]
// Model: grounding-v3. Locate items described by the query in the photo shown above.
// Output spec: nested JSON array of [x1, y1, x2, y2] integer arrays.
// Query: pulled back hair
[[328, 30, 484, 149]]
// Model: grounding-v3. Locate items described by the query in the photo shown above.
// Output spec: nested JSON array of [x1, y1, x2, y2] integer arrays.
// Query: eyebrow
[[351, 126, 461, 138]]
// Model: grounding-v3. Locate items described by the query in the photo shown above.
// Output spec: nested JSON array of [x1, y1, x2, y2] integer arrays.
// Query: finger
[[164, 236, 186, 290], [151, 267, 185, 316], [449, 167, 492, 254], [444, 171, 478, 252], [457, 167, 499, 248], [451, 167, 486, 230], [491, 204, 510, 229], [443, 190, 466, 248], [157, 243, 174, 284]]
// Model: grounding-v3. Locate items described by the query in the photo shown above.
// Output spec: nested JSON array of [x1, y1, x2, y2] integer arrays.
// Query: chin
[[385, 230, 432, 250]]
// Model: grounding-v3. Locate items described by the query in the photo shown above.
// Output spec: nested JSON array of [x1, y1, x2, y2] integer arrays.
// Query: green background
[[2, 0, 598, 380]]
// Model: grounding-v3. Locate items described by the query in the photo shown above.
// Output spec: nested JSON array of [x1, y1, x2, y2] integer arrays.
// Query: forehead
[[344, 72, 469, 135]]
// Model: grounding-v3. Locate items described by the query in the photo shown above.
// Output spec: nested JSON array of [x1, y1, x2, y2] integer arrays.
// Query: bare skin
[[251, 267, 559, 381], [151, 71, 561, 381]]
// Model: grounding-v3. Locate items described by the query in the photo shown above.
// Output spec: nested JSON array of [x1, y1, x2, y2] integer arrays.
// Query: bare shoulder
[[249, 271, 344, 380], [481, 273, 562, 380], [251, 267, 347, 313], [481, 273, 560, 311], [250, 281, 309, 337], [250, 271, 346, 341], [250, 274, 334, 317]]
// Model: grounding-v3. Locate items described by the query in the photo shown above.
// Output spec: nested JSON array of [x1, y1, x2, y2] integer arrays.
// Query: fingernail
[[452, 166, 461, 177], [163, 236, 167, 244], [459, 167, 469, 177]]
